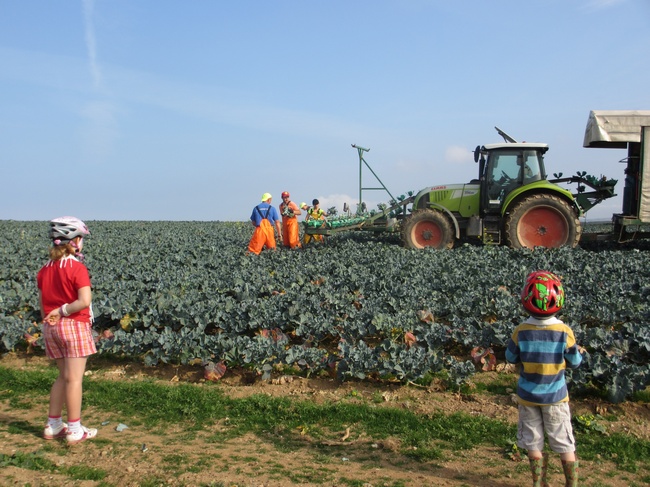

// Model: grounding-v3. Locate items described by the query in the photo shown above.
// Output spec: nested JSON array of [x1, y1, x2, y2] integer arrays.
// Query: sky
[[1, 0, 649, 222]]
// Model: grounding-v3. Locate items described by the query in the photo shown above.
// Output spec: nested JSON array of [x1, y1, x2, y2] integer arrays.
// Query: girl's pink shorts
[[43, 319, 97, 359]]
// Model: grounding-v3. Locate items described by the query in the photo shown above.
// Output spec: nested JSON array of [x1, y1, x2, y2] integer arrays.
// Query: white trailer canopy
[[583, 110, 650, 223], [583, 110, 650, 148]]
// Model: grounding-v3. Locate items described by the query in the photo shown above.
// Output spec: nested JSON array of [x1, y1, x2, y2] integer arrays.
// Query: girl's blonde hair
[[49, 242, 77, 261]]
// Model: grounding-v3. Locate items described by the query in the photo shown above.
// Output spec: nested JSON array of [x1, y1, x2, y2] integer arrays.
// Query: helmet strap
[[70, 237, 85, 263]]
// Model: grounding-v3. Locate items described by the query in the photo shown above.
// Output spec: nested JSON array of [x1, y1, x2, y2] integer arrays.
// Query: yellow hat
[[261, 193, 272, 202]]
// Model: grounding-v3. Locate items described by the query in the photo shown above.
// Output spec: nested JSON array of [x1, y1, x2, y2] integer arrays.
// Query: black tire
[[402, 210, 454, 250], [505, 194, 581, 249]]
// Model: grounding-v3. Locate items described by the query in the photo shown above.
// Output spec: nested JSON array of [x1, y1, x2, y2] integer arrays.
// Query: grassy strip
[[1, 364, 649, 470], [0, 450, 107, 481]]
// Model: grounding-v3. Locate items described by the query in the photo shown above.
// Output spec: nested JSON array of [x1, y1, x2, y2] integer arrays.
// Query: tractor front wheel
[[402, 210, 454, 250], [505, 194, 581, 249]]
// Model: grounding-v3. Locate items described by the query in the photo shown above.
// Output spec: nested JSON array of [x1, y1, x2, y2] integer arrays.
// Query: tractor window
[[486, 152, 521, 203], [494, 154, 520, 181], [522, 150, 543, 183]]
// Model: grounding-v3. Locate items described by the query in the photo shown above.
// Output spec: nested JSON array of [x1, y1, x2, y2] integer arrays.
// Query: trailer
[[581, 110, 650, 242]]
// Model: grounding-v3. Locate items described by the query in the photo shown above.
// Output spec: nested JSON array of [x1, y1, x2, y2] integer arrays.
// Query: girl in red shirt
[[37, 216, 97, 445]]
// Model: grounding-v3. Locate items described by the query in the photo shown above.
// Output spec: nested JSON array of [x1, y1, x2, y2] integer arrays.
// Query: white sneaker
[[43, 422, 67, 440], [66, 425, 98, 445]]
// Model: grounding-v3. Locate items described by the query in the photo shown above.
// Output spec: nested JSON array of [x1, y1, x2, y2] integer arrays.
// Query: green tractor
[[401, 128, 617, 250]]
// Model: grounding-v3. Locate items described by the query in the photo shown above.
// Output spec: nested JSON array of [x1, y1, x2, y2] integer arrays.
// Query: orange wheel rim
[[412, 221, 443, 247], [517, 207, 569, 248]]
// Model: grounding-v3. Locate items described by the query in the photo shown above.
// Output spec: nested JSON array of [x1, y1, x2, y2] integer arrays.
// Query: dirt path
[[1, 353, 649, 487]]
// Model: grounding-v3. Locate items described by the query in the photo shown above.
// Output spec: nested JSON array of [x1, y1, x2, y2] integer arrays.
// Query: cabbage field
[[1, 220, 649, 403]]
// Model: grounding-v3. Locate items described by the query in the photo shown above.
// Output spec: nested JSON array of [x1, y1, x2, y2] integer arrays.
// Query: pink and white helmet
[[49, 216, 90, 242]]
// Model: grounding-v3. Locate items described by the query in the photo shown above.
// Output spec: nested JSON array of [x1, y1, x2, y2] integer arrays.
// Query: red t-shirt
[[37, 256, 92, 322]]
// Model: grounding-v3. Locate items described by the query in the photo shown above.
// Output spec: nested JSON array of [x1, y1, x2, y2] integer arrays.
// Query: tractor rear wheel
[[402, 210, 454, 250], [505, 194, 581, 249]]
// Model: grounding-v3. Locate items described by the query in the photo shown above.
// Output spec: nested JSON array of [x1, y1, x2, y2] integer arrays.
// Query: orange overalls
[[280, 201, 301, 249], [248, 204, 277, 255]]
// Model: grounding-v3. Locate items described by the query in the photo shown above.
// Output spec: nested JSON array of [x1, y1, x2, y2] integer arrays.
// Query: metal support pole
[[351, 144, 397, 214]]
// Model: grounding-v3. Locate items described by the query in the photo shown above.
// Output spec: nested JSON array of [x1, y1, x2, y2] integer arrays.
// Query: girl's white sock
[[67, 419, 81, 434]]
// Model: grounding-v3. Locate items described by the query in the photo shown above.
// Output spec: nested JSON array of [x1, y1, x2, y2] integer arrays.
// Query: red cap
[[281, 191, 290, 198]]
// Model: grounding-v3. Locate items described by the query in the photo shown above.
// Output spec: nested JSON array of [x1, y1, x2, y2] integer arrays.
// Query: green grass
[[473, 374, 518, 395], [0, 450, 107, 481], [0, 450, 56, 471], [65, 464, 107, 481], [1, 363, 649, 481], [632, 387, 650, 403]]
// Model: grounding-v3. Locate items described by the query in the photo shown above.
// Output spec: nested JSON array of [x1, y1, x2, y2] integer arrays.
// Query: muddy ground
[[1, 353, 649, 487]]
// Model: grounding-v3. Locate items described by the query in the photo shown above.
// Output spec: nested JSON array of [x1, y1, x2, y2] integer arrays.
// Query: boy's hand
[[577, 345, 586, 354]]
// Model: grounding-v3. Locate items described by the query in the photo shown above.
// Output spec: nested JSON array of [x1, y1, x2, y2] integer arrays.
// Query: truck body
[[581, 110, 650, 242]]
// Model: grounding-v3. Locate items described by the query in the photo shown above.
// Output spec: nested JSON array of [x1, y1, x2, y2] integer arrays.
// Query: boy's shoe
[[66, 425, 97, 445], [43, 422, 67, 440]]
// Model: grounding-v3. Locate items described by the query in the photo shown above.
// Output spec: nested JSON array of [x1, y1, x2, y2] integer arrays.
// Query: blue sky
[[1, 0, 649, 221]]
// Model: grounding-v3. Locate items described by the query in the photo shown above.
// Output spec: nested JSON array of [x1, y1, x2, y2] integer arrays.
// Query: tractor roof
[[483, 143, 548, 151]]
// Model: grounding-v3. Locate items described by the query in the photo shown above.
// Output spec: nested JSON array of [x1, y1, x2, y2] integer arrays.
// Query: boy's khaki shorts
[[517, 402, 576, 453]]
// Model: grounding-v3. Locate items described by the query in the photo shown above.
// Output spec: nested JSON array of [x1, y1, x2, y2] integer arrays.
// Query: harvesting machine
[[304, 112, 650, 249]]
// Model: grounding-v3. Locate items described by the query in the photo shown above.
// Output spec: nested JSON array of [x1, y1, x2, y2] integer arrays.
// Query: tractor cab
[[475, 142, 548, 215]]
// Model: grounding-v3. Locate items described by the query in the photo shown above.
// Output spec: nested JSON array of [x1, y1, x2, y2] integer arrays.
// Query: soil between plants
[[1, 352, 649, 487]]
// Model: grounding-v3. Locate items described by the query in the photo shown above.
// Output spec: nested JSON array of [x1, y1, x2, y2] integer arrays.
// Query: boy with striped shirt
[[506, 271, 583, 487]]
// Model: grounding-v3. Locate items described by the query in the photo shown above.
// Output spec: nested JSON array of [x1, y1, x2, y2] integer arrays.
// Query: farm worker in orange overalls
[[248, 193, 282, 255], [279, 191, 302, 249]]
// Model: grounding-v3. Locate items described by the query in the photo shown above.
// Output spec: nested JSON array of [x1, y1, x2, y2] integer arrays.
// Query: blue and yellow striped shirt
[[506, 317, 582, 406]]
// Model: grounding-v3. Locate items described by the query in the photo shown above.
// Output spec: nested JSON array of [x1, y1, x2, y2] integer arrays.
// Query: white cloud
[[317, 193, 356, 214], [79, 1, 120, 166], [82, 0, 103, 91], [581, 0, 626, 11], [445, 145, 473, 164], [0, 45, 382, 145], [310, 193, 381, 215]]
